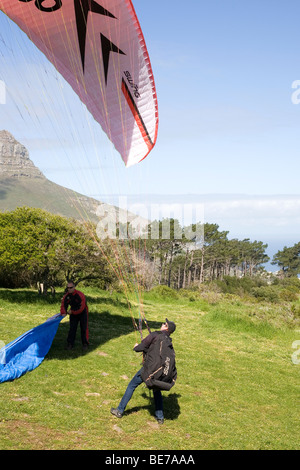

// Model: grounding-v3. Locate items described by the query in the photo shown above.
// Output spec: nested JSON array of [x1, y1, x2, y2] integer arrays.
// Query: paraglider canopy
[[0, 0, 158, 166]]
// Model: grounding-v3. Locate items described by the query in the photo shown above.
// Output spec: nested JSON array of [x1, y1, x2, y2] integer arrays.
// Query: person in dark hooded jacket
[[110, 319, 176, 424]]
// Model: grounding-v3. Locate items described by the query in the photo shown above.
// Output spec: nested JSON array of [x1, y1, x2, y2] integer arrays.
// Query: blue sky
[[0, 1, 300, 266]]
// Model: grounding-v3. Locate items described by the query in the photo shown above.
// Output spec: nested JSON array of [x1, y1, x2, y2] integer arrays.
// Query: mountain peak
[[0, 130, 44, 179], [0, 130, 16, 142]]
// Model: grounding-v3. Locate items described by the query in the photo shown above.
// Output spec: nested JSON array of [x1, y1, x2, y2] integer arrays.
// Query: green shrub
[[279, 277, 300, 291], [251, 286, 280, 303], [279, 289, 298, 302], [148, 285, 179, 299], [216, 276, 267, 295]]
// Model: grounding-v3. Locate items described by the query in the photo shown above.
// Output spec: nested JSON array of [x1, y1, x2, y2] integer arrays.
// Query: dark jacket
[[134, 331, 177, 391], [134, 331, 168, 354]]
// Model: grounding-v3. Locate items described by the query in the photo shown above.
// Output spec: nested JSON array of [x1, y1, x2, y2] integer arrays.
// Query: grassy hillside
[[0, 176, 100, 223], [0, 287, 299, 450]]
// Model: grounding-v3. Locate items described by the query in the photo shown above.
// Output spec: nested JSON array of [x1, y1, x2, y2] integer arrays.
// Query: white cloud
[[198, 195, 300, 250], [203, 195, 300, 223]]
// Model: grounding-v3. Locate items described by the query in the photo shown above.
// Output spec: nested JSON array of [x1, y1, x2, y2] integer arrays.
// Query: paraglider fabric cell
[[0, 0, 158, 167]]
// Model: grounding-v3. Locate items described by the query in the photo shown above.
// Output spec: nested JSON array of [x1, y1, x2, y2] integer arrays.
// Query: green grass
[[0, 287, 299, 450]]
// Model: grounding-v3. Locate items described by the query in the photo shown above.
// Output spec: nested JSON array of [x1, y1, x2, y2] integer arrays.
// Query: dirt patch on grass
[[0, 419, 85, 450]]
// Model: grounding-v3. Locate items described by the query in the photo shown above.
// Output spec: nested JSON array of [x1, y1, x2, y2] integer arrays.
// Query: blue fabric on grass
[[0, 314, 62, 383]]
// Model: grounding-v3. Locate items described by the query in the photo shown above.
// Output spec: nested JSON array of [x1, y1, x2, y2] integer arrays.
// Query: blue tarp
[[0, 314, 63, 383]]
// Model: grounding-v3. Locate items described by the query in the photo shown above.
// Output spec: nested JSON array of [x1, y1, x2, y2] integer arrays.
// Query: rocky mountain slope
[[0, 130, 44, 179], [0, 130, 146, 230]]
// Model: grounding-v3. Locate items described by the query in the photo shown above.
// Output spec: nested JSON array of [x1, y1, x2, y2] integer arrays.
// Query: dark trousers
[[117, 369, 164, 420], [67, 309, 89, 346]]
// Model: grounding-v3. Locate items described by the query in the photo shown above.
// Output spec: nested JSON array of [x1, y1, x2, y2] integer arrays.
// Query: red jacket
[[60, 289, 87, 315]]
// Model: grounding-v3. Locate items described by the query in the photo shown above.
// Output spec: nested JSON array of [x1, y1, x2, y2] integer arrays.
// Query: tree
[[143, 218, 186, 287], [272, 242, 300, 277], [201, 224, 229, 281], [0, 208, 114, 289]]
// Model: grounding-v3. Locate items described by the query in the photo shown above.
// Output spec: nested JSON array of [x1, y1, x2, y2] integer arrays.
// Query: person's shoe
[[110, 407, 123, 418], [156, 417, 164, 425]]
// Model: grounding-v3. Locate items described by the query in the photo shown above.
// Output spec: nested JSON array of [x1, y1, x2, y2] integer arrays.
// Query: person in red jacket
[[60, 281, 89, 351]]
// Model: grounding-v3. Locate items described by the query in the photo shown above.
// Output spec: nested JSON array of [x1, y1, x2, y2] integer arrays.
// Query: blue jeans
[[117, 369, 164, 420]]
